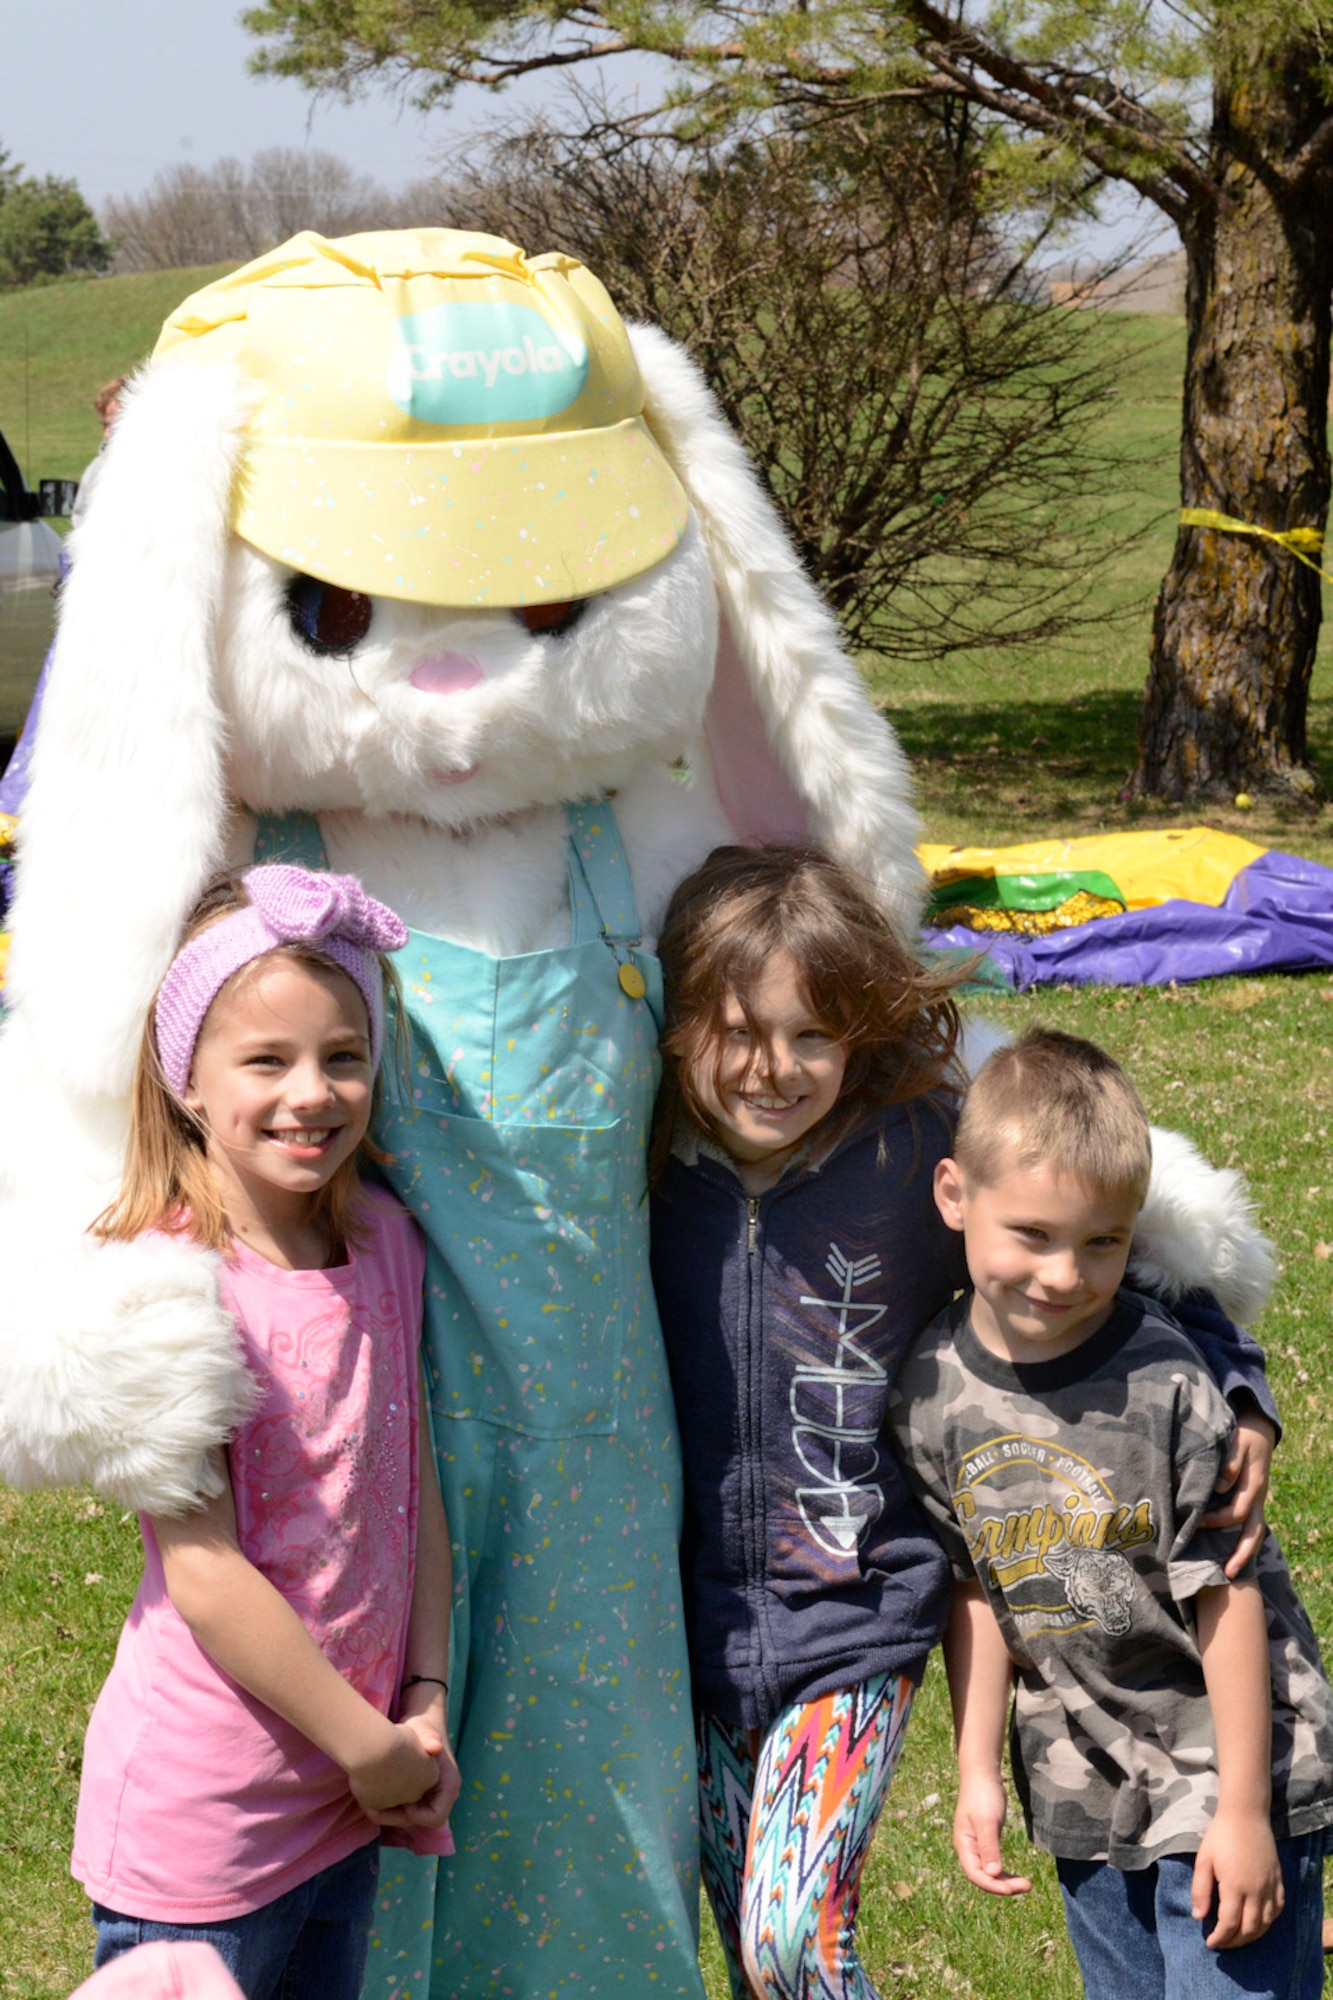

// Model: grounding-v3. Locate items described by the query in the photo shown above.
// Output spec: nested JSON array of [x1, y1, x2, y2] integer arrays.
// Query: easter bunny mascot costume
[[0, 231, 1274, 1998], [0, 230, 923, 1999]]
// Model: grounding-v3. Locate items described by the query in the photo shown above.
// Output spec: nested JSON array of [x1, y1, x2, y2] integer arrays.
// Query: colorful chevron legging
[[696, 1672, 915, 2000]]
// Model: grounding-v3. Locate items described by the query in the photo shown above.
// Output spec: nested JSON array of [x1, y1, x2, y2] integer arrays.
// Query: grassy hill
[[0, 264, 236, 485], [0, 265, 236, 738]]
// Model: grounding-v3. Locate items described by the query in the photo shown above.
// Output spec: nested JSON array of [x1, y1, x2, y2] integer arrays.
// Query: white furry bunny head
[[6, 227, 922, 1107]]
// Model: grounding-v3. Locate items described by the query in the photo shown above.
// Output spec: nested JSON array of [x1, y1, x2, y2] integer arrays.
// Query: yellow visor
[[154, 228, 689, 608]]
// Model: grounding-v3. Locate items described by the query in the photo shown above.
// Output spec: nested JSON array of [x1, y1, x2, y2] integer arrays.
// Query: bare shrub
[[423, 110, 1131, 662]]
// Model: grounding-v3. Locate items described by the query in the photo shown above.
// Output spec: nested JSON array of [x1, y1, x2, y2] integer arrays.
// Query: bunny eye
[[513, 599, 587, 639], [286, 576, 373, 656]]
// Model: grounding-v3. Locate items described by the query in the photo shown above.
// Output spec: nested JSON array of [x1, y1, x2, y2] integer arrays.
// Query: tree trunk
[[1134, 41, 1333, 802]]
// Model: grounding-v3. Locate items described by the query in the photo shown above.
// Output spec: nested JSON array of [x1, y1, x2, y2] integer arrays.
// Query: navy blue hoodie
[[652, 1101, 963, 1728], [651, 1102, 1279, 1732]]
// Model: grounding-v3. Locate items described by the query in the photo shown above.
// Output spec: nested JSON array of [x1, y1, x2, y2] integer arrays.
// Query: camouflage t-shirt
[[890, 1290, 1333, 1867]]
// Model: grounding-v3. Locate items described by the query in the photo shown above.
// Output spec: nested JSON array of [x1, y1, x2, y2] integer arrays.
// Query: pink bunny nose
[[410, 652, 484, 696]]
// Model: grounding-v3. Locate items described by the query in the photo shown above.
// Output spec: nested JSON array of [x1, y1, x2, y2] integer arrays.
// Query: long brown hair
[[94, 873, 397, 1260], [651, 844, 968, 1182]]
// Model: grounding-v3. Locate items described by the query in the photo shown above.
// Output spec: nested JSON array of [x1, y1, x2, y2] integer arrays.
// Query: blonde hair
[[954, 1027, 1151, 1204], [651, 844, 968, 1179], [94, 873, 397, 1259]]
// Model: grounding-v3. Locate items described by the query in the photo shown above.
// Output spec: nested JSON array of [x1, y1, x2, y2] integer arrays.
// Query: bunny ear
[[630, 323, 925, 939], [700, 615, 810, 843], [4, 357, 248, 1104]]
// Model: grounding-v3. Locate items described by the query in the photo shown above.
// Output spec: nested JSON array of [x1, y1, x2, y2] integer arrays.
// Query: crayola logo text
[[386, 301, 590, 427]]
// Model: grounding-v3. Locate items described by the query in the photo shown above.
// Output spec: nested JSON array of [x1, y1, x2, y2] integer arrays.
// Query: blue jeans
[[1057, 1830, 1327, 2000], [91, 1841, 379, 2000]]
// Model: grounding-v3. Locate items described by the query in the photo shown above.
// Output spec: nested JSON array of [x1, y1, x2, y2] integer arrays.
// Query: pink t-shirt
[[73, 1188, 433, 1922]]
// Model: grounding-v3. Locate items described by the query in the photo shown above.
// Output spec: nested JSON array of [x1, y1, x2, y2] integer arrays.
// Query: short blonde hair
[[954, 1027, 1151, 1204]]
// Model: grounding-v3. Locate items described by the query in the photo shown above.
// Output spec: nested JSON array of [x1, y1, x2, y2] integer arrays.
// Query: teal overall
[[254, 806, 704, 2000]]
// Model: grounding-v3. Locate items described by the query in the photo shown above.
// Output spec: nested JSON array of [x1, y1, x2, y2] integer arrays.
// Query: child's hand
[[373, 1711, 461, 1832], [953, 1772, 1032, 1897], [346, 1715, 442, 1821], [1203, 1414, 1275, 1576], [1192, 1809, 1284, 1948]]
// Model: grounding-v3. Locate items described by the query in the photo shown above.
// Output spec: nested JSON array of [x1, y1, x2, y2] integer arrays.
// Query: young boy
[[891, 1028, 1333, 2000]]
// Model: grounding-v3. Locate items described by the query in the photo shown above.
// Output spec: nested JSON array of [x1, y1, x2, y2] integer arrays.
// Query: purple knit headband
[[155, 864, 409, 1096]]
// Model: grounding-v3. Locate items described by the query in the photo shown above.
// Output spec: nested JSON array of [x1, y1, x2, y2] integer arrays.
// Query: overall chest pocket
[[388, 1107, 634, 1438]]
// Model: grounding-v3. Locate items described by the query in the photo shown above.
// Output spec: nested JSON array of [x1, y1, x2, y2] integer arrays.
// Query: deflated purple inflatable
[[924, 834, 1333, 988]]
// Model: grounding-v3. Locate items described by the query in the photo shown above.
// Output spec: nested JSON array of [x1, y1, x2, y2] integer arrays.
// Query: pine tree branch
[[897, 0, 1217, 216], [378, 31, 744, 90], [909, 52, 1193, 224], [1287, 110, 1333, 191]]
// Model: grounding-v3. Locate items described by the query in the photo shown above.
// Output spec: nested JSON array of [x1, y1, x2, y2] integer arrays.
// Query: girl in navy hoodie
[[648, 845, 1278, 2000]]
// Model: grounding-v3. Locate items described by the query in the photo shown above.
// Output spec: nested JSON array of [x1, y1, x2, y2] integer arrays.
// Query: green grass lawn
[[0, 263, 236, 488], [2, 281, 1333, 1995]]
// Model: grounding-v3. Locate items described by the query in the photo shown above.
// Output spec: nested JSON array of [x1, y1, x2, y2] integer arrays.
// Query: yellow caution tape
[[1181, 508, 1333, 585]]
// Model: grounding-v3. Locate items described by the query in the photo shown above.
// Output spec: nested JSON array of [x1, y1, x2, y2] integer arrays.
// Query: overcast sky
[[4, 0, 601, 210], [7, 0, 1165, 261]]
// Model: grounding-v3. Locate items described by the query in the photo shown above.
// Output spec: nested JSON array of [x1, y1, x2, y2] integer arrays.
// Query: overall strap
[[253, 803, 644, 956], [251, 811, 330, 872], [564, 798, 642, 947]]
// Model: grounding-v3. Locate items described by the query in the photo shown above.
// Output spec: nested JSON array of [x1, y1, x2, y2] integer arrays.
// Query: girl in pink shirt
[[73, 864, 459, 2000]]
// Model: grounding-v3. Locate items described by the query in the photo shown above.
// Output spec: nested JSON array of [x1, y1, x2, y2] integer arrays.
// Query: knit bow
[[243, 865, 409, 956]]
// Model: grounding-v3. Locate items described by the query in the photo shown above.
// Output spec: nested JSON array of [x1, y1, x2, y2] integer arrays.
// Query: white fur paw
[[0, 1225, 253, 1515], [1128, 1125, 1277, 1327]]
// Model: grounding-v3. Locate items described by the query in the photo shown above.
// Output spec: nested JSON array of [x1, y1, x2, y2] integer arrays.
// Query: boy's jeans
[[1057, 1830, 1326, 2000], [91, 1841, 379, 2000]]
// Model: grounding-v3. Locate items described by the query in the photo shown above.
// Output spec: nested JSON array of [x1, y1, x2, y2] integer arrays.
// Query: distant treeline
[[103, 149, 449, 272]]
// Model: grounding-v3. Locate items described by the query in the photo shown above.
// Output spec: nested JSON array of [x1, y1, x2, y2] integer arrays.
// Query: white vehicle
[[0, 430, 67, 751]]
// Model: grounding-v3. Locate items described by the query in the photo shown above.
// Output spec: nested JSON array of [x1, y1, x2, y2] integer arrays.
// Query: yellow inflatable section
[[919, 826, 1267, 911]]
